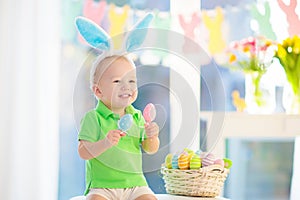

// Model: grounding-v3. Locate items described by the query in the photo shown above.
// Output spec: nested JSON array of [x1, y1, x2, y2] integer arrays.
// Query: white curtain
[[0, 1, 60, 200]]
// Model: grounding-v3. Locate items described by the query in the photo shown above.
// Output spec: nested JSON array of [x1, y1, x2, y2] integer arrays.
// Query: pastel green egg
[[165, 153, 173, 169], [223, 158, 233, 169], [189, 154, 201, 169]]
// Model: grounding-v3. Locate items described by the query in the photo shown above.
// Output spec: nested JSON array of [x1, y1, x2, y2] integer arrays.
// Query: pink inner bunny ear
[[75, 16, 112, 51]]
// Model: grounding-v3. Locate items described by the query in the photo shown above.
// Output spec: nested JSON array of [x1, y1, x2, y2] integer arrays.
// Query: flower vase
[[274, 86, 285, 113], [283, 83, 300, 114], [291, 93, 300, 114], [245, 72, 275, 114]]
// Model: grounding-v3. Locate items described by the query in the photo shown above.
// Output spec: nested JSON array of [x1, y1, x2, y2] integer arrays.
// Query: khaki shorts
[[87, 186, 156, 200]]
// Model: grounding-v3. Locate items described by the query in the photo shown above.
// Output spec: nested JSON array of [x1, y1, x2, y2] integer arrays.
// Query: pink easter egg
[[214, 158, 225, 167], [143, 103, 156, 123], [201, 153, 216, 167]]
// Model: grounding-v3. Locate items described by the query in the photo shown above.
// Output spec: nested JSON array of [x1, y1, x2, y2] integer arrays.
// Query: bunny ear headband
[[75, 13, 154, 55]]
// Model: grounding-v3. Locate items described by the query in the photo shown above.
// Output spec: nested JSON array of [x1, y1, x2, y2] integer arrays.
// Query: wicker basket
[[161, 165, 229, 197]]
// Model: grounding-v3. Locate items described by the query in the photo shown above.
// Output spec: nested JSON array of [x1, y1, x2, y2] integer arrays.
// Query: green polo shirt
[[78, 100, 148, 195]]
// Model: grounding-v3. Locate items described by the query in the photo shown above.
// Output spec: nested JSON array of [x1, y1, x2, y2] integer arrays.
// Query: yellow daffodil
[[274, 35, 300, 98]]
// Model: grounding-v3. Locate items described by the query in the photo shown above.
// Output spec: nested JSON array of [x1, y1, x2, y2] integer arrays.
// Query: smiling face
[[93, 56, 137, 115]]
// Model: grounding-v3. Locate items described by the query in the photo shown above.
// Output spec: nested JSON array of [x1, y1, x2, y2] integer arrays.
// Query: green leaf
[[296, 55, 300, 75], [286, 53, 296, 70]]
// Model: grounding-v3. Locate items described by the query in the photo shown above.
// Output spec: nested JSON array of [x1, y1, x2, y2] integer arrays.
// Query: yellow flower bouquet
[[274, 35, 300, 113]]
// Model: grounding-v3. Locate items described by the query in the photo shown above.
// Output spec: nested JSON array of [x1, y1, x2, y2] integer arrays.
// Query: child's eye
[[129, 80, 136, 83], [113, 80, 120, 83]]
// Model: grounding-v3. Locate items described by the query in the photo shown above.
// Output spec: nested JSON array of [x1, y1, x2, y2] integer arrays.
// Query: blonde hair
[[90, 54, 136, 90]]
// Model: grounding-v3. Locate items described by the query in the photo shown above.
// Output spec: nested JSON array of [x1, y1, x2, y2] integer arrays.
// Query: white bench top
[[156, 194, 229, 200], [70, 194, 229, 200]]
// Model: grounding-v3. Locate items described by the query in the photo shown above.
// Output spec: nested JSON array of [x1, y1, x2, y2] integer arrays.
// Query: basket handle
[[205, 164, 225, 173]]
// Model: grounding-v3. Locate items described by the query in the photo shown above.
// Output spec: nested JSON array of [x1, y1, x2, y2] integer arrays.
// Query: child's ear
[[93, 85, 102, 99]]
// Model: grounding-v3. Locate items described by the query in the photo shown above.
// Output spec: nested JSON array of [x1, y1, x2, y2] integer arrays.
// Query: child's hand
[[104, 130, 122, 147], [142, 122, 160, 154], [144, 122, 159, 138]]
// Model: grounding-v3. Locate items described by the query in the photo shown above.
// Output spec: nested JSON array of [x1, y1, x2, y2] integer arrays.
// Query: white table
[[70, 194, 229, 200], [156, 194, 229, 200]]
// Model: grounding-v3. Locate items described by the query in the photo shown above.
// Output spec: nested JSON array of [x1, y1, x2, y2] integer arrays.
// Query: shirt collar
[[95, 100, 139, 119]]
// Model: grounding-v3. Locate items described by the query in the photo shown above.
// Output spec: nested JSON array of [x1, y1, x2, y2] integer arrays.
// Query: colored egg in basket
[[201, 152, 216, 167], [164, 153, 173, 169], [171, 154, 179, 169], [189, 154, 201, 169], [223, 158, 233, 169], [178, 153, 189, 170], [214, 158, 225, 167]]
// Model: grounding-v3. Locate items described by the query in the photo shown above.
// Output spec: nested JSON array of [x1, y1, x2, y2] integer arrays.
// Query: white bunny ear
[[125, 13, 154, 52], [75, 16, 112, 51]]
